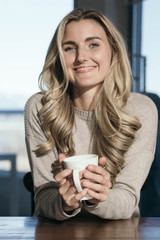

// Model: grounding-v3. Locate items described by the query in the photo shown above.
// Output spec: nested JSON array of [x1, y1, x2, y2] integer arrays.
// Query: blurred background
[[0, 0, 159, 216]]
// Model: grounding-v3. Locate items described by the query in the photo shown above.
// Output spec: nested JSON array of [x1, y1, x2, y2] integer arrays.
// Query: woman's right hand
[[54, 153, 88, 212]]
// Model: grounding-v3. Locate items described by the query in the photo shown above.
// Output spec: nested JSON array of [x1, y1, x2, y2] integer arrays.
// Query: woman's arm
[[82, 94, 158, 219], [24, 93, 81, 220]]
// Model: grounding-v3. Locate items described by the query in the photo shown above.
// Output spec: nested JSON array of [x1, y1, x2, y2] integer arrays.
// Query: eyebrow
[[62, 36, 102, 46]]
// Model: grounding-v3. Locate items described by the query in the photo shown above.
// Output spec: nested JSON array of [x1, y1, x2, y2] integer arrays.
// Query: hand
[[54, 153, 88, 212], [81, 157, 112, 204]]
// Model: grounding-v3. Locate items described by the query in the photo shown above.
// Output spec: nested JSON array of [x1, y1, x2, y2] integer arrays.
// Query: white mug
[[63, 154, 98, 200]]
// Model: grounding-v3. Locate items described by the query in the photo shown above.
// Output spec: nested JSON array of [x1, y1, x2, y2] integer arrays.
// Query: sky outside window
[[142, 0, 160, 96], [0, 0, 73, 109], [1, 0, 159, 110]]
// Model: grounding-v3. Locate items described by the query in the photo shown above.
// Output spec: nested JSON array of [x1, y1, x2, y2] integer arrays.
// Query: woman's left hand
[[81, 157, 112, 204]]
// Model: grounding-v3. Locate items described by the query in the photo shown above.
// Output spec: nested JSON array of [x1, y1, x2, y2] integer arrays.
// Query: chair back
[[140, 92, 160, 216], [23, 172, 35, 215]]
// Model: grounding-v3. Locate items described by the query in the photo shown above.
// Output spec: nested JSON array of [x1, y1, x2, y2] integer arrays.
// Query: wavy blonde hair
[[36, 9, 141, 182]]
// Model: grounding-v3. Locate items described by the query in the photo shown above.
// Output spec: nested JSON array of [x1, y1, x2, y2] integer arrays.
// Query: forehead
[[63, 19, 107, 41]]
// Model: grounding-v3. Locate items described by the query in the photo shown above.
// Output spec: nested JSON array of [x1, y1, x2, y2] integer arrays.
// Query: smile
[[74, 66, 96, 73]]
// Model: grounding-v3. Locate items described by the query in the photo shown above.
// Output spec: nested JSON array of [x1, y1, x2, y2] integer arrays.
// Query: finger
[[55, 169, 72, 184], [85, 166, 110, 182], [82, 179, 111, 192], [83, 170, 104, 185], [87, 188, 109, 202], [58, 153, 66, 164], [87, 164, 110, 178], [62, 188, 85, 211], [59, 181, 77, 196], [62, 192, 80, 211], [74, 188, 89, 202], [98, 157, 107, 167], [79, 169, 86, 180]]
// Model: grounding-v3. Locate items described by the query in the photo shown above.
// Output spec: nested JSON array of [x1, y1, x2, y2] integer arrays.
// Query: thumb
[[98, 157, 107, 167], [58, 153, 66, 164]]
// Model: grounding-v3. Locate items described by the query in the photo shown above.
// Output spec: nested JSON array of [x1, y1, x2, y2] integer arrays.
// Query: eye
[[64, 46, 76, 52], [90, 43, 99, 48]]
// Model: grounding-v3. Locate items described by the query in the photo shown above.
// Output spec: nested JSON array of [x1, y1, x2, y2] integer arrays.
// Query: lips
[[74, 66, 96, 73]]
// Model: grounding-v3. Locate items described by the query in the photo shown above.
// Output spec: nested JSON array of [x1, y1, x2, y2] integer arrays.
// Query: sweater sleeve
[[24, 93, 81, 221], [83, 94, 158, 219]]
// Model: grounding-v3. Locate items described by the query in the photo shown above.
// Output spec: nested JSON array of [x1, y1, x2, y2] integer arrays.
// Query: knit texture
[[24, 92, 158, 220]]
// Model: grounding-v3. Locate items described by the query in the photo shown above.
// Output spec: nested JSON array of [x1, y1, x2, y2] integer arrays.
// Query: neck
[[72, 87, 98, 111]]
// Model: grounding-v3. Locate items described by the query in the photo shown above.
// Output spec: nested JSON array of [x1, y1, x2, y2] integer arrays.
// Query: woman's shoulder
[[126, 92, 158, 119], [24, 92, 43, 119], [125, 92, 158, 156], [25, 92, 43, 109]]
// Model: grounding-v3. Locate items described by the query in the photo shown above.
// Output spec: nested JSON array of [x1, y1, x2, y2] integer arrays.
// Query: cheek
[[98, 54, 111, 79], [63, 56, 74, 79], [63, 56, 70, 67], [101, 53, 111, 72], [95, 50, 111, 65], [63, 54, 75, 68]]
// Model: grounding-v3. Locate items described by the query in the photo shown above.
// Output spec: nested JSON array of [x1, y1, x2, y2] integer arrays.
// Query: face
[[62, 19, 112, 94]]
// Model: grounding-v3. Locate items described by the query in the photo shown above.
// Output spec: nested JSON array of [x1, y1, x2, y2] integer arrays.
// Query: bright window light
[[0, 0, 73, 109], [142, 0, 160, 96]]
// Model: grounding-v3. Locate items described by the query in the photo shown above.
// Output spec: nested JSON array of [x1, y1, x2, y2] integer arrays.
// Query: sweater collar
[[74, 107, 93, 120]]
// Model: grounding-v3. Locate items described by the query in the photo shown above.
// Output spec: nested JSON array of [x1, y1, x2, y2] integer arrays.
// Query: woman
[[24, 9, 158, 220]]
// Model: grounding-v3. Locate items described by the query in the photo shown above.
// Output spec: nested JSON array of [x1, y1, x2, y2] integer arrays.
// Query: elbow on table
[[97, 203, 138, 220], [116, 211, 134, 220], [111, 205, 138, 220], [99, 211, 135, 220]]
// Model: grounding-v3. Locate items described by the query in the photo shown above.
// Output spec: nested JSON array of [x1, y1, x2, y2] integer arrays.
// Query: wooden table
[[0, 217, 160, 240]]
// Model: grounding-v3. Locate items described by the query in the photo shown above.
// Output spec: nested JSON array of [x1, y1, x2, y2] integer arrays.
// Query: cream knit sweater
[[24, 92, 158, 221]]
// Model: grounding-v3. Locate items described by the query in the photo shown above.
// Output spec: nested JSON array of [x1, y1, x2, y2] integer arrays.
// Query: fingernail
[[84, 172, 90, 178], [87, 164, 93, 169], [83, 188, 88, 193], [65, 169, 71, 174], [83, 181, 89, 187]]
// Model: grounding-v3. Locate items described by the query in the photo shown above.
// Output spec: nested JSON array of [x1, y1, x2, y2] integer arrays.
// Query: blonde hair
[[37, 9, 141, 182]]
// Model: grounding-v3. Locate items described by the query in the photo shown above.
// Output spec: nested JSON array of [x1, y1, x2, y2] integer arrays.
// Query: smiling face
[[62, 19, 112, 95]]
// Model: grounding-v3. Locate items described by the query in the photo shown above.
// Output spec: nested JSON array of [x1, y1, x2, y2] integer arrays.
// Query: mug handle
[[73, 168, 92, 200], [73, 168, 82, 192]]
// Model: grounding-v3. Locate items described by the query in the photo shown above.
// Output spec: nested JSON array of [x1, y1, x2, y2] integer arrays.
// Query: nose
[[75, 47, 88, 63]]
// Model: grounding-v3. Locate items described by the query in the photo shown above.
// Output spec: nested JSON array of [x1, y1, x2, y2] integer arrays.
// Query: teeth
[[77, 67, 92, 70]]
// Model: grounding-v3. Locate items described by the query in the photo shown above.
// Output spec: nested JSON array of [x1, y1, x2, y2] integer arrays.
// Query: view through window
[[0, 0, 73, 172], [142, 0, 160, 96]]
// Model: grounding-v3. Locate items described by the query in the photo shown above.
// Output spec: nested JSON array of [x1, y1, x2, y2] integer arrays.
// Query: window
[[0, 0, 73, 109], [142, 0, 160, 96], [0, 0, 73, 172]]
